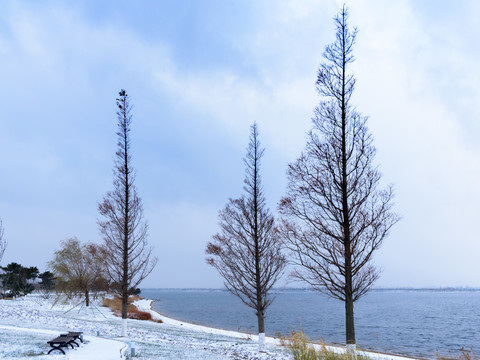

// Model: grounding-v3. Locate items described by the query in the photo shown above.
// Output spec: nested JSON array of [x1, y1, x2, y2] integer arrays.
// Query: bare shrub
[[102, 295, 161, 323]]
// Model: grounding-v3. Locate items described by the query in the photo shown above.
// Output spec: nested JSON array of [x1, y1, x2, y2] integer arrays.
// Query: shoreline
[[135, 298, 257, 340], [0, 294, 425, 359], [136, 298, 423, 360]]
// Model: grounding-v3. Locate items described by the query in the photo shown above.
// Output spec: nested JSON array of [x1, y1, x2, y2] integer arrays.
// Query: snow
[[0, 295, 417, 360], [0, 294, 289, 359], [0, 324, 125, 359]]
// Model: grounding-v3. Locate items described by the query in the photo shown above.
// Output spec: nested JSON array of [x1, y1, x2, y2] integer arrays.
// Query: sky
[[1, 0, 480, 289]]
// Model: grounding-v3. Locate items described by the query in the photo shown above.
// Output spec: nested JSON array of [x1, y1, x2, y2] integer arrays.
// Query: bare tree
[[98, 89, 157, 337], [49, 237, 108, 312], [0, 219, 6, 264], [206, 123, 286, 352], [279, 7, 399, 350]]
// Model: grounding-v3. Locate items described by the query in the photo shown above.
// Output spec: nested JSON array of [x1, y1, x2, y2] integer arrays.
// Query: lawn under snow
[[0, 294, 414, 360], [0, 294, 291, 359]]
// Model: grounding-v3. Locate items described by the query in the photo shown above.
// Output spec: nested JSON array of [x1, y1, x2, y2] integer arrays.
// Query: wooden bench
[[60, 331, 84, 344], [47, 335, 79, 355]]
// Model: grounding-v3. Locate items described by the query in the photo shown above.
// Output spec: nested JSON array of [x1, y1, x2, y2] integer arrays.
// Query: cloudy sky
[[1, 0, 479, 288]]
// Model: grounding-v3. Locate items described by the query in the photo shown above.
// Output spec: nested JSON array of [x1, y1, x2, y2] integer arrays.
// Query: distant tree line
[[0, 262, 54, 297], [0, 236, 143, 304]]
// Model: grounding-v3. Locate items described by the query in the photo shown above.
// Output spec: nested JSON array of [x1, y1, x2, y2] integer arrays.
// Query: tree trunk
[[344, 231, 355, 346], [345, 293, 355, 345], [345, 237, 356, 346], [122, 103, 130, 338], [257, 311, 265, 352], [253, 131, 266, 353], [85, 290, 90, 308], [122, 296, 128, 336], [122, 317, 128, 337], [341, 19, 356, 348]]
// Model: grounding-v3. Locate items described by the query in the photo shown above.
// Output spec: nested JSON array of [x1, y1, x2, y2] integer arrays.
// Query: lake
[[141, 288, 480, 358]]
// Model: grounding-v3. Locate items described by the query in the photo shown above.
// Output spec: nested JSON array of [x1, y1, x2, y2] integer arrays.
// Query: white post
[[258, 333, 266, 352], [346, 344, 357, 359], [122, 318, 128, 337]]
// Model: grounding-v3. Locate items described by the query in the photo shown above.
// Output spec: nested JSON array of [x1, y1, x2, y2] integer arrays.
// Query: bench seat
[[47, 335, 77, 355]]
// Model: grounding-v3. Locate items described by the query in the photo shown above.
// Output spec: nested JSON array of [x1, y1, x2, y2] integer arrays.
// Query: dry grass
[[281, 330, 370, 360], [102, 296, 139, 313], [437, 348, 478, 360], [286, 330, 318, 360], [102, 295, 162, 323]]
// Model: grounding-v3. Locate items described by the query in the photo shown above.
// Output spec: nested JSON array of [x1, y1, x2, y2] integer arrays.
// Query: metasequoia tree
[[49, 238, 107, 310], [98, 89, 157, 337], [0, 219, 6, 264], [279, 7, 399, 349], [206, 123, 286, 352]]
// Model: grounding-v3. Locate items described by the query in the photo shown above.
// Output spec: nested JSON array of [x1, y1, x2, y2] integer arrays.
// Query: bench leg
[[70, 340, 79, 348], [48, 346, 66, 355]]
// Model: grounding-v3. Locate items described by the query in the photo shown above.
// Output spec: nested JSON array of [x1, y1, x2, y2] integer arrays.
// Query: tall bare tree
[[279, 7, 399, 350], [49, 237, 108, 311], [0, 219, 6, 264], [206, 123, 286, 352], [98, 89, 157, 336]]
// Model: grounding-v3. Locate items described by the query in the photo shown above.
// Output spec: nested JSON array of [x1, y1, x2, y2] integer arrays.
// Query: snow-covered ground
[[0, 294, 290, 359], [0, 295, 416, 360]]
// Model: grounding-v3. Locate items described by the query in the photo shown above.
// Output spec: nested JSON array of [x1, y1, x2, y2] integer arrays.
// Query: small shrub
[[133, 288, 141, 295], [128, 310, 152, 321]]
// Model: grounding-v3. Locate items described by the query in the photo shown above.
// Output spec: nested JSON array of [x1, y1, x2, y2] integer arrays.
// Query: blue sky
[[1, 0, 480, 288]]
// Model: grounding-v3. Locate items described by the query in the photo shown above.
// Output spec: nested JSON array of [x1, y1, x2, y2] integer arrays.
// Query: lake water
[[141, 288, 480, 358]]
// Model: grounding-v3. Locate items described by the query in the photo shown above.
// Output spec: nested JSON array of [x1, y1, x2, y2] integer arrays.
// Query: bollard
[[130, 341, 136, 357]]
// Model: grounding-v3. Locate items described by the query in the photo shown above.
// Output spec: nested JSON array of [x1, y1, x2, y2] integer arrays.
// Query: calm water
[[141, 288, 480, 358]]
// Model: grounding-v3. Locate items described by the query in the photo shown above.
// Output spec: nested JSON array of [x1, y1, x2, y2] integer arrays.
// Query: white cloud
[[2, 0, 480, 288], [346, 0, 480, 287]]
